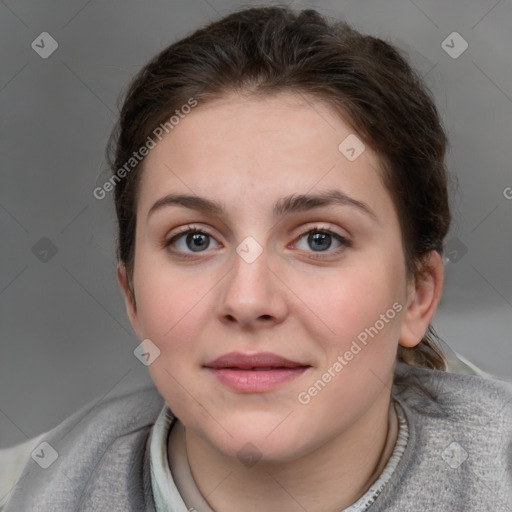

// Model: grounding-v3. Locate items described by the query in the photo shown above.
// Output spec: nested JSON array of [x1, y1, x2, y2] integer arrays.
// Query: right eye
[[164, 227, 221, 255]]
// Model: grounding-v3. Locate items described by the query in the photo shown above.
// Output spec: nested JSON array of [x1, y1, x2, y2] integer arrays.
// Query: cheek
[[303, 269, 404, 409], [132, 252, 206, 337], [133, 273, 209, 417], [316, 264, 404, 339], [135, 282, 203, 347]]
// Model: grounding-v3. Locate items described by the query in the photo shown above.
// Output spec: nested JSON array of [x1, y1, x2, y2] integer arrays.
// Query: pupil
[[187, 232, 208, 251], [309, 232, 331, 251]]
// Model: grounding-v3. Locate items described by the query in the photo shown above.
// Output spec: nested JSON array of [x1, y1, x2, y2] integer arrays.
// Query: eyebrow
[[147, 190, 377, 222]]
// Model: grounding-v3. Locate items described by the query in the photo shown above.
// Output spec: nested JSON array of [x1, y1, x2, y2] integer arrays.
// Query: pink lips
[[204, 352, 310, 392]]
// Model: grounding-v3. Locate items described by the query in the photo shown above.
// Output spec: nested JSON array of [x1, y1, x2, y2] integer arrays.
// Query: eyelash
[[163, 224, 350, 261]]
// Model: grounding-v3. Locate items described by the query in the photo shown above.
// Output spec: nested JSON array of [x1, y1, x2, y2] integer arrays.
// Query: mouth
[[204, 352, 311, 392]]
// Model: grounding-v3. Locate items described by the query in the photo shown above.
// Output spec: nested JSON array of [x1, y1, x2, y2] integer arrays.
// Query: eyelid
[[290, 222, 349, 242], [163, 224, 220, 247]]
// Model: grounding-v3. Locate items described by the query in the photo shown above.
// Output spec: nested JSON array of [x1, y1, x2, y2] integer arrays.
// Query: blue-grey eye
[[184, 232, 210, 251], [308, 232, 332, 251], [295, 230, 345, 253], [169, 230, 220, 253]]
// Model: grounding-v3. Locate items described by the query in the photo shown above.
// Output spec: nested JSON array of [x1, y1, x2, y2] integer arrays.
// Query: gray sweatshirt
[[3, 363, 512, 511]]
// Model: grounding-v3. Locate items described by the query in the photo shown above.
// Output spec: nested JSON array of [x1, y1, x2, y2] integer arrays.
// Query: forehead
[[138, 91, 391, 218]]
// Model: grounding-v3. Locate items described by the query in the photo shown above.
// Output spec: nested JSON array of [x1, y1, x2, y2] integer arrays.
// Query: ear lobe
[[399, 251, 444, 348], [117, 263, 142, 339]]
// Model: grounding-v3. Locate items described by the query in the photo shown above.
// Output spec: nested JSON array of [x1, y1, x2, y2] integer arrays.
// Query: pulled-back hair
[[107, 6, 451, 371]]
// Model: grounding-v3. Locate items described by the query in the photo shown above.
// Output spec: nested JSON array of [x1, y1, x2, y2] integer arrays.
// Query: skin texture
[[117, 92, 444, 511]]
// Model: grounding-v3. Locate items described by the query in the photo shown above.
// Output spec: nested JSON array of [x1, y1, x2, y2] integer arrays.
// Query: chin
[[198, 417, 311, 465]]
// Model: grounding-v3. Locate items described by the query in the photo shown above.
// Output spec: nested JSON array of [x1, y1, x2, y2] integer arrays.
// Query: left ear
[[399, 250, 444, 348]]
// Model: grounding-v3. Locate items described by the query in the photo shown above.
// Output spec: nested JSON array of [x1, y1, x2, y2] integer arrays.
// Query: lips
[[204, 352, 307, 370], [204, 352, 310, 392]]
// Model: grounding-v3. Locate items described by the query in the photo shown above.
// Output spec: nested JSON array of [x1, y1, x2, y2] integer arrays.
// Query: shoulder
[[393, 362, 512, 423], [34, 384, 165, 455], [392, 362, 512, 444], [2, 385, 164, 511], [382, 363, 512, 510], [0, 434, 46, 510]]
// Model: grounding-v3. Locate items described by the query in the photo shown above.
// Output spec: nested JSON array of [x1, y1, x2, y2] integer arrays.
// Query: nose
[[216, 245, 288, 331]]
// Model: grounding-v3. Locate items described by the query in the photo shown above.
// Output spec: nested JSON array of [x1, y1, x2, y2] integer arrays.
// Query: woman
[[3, 6, 511, 511]]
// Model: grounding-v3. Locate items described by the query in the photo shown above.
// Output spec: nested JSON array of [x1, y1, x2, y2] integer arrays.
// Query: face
[[119, 92, 440, 463]]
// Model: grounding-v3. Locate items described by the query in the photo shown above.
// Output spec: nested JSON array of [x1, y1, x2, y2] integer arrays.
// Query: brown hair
[[107, 6, 450, 371]]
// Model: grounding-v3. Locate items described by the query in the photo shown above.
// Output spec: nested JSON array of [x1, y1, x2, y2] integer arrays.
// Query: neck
[[182, 393, 398, 512]]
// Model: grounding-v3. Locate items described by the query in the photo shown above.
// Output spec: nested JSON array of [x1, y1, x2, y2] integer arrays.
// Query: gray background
[[0, 0, 511, 448]]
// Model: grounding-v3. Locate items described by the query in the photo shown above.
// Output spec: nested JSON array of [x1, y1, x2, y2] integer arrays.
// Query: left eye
[[295, 229, 348, 252]]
